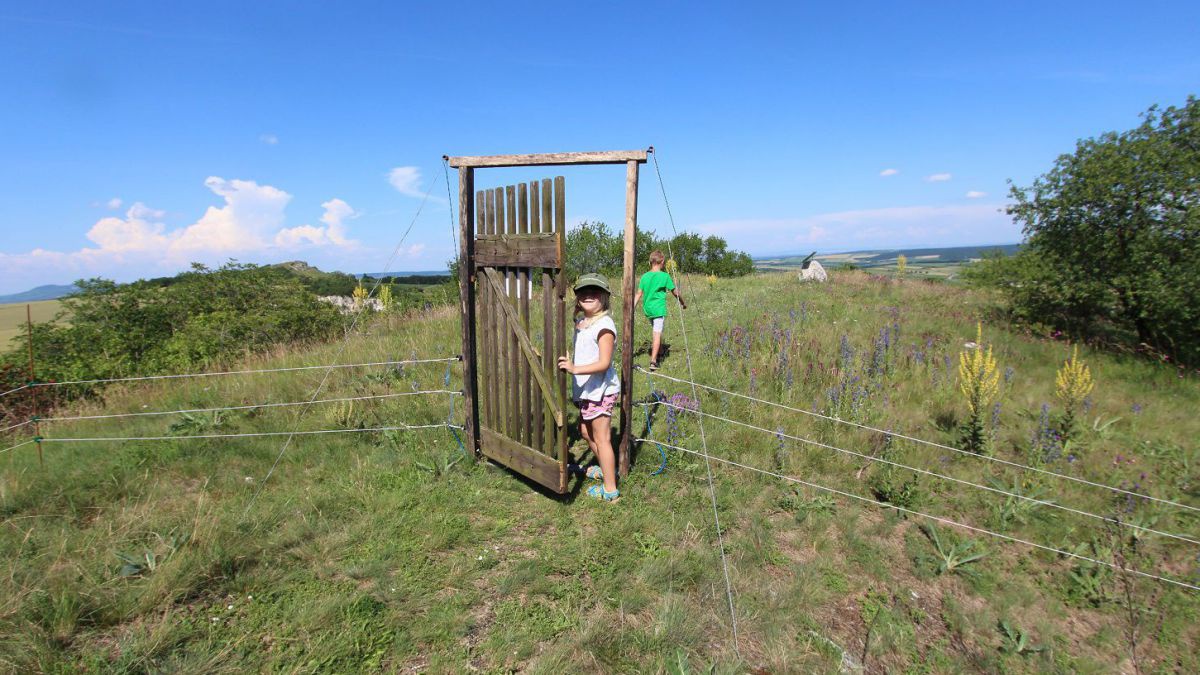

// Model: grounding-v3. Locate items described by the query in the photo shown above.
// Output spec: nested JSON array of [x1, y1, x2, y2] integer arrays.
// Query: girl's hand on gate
[[557, 356, 575, 374]]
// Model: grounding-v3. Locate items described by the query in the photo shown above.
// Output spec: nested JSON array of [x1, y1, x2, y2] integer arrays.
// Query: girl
[[557, 273, 621, 501]]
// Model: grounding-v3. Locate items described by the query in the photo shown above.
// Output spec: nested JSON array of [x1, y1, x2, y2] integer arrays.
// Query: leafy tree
[[563, 221, 753, 280], [1004, 96, 1200, 363], [2, 262, 345, 402]]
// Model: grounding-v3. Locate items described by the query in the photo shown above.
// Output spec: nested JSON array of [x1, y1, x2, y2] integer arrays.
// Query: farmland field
[[0, 299, 62, 349]]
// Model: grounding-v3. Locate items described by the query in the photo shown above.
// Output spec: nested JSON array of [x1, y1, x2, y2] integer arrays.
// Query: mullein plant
[[352, 281, 370, 309], [958, 323, 1000, 453], [1055, 345, 1095, 441], [377, 284, 394, 312]]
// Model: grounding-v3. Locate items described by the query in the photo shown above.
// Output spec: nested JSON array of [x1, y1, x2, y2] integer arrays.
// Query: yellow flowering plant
[[1055, 345, 1094, 439], [958, 322, 1000, 453]]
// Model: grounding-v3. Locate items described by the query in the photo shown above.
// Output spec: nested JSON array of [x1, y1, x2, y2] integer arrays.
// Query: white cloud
[[171, 177, 291, 255], [106, 197, 123, 209], [925, 173, 952, 182], [388, 166, 425, 197], [1, 177, 363, 292], [402, 243, 426, 258], [275, 198, 359, 249], [879, 168, 899, 177], [965, 190, 987, 199], [86, 203, 170, 253], [259, 133, 279, 145]]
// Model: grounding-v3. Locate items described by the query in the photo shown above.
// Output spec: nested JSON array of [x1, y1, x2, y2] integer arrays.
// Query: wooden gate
[[473, 177, 569, 492], [449, 150, 648, 492]]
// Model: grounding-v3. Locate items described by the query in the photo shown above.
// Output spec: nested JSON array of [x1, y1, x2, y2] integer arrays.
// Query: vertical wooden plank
[[530, 180, 545, 455], [506, 185, 519, 443], [544, 178, 558, 467], [493, 187, 508, 438], [476, 190, 490, 431], [518, 183, 532, 450], [554, 176, 568, 491], [457, 167, 478, 457], [483, 190, 495, 432]]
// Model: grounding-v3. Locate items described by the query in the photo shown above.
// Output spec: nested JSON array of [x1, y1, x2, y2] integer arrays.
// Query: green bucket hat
[[573, 273, 611, 294]]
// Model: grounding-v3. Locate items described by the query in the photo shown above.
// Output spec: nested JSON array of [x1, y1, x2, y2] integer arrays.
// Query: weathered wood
[[531, 180, 545, 455], [476, 190, 490, 431], [485, 190, 499, 432], [480, 426, 564, 493], [458, 167, 479, 457], [473, 234, 561, 268], [517, 183, 532, 450], [505, 186, 519, 443], [448, 150, 648, 169], [554, 176, 568, 482], [494, 186, 508, 437], [619, 160, 638, 478], [481, 268, 564, 427]]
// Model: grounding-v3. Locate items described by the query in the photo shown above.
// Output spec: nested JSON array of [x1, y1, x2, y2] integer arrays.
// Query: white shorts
[[648, 316, 665, 333]]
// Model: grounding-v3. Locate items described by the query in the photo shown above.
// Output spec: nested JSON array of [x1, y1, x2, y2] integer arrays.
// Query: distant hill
[[0, 284, 77, 304]]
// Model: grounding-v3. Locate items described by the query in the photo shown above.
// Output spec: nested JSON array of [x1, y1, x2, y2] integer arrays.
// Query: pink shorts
[[576, 393, 618, 421]]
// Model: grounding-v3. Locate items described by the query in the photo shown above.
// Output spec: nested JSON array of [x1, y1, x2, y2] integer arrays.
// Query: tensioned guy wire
[[639, 398, 1200, 546], [636, 436, 1200, 593], [244, 165, 444, 517], [652, 149, 740, 655], [640, 367, 1200, 515], [39, 390, 462, 424], [29, 357, 458, 389]]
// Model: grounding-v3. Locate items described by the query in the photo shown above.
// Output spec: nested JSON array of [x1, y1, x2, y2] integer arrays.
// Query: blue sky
[[1, 2, 1198, 294]]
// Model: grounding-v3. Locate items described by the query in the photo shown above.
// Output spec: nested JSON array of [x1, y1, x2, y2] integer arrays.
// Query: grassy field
[[0, 300, 62, 350], [1, 273, 1197, 672]]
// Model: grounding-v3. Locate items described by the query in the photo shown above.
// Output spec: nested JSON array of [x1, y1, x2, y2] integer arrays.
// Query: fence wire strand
[[639, 398, 1200, 546], [636, 436, 1200, 593], [640, 366, 1200, 515], [39, 390, 462, 424]]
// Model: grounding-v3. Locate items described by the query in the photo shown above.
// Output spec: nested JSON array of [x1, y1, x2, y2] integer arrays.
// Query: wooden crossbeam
[[447, 150, 648, 168]]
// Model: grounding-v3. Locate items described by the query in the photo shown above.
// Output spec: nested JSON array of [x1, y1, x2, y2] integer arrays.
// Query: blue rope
[[642, 390, 668, 476]]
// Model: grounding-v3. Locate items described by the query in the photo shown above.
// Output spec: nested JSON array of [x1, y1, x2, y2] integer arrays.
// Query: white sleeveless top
[[571, 314, 621, 402]]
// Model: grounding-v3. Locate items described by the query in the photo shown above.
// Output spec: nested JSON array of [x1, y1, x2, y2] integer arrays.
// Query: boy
[[633, 250, 686, 371]]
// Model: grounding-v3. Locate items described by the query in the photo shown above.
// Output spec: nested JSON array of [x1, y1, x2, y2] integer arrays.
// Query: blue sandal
[[585, 465, 604, 480], [586, 484, 620, 502]]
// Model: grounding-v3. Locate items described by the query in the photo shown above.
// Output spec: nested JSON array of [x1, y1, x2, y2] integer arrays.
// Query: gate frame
[[445, 149, 650, 480]]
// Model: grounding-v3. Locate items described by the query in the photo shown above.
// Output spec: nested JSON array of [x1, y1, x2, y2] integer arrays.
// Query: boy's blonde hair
[[649, 250, 666, 266]]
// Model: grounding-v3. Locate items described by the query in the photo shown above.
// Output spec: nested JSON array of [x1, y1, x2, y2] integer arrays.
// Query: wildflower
[[1055, 345, 1095, 440], [957, 323, 1000, 453], [1131, 403, 1143, 415], [1004, 366, 1014, 384]]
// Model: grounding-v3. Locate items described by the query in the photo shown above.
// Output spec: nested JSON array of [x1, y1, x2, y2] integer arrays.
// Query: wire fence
[[639, 398, 1200, 546], [38, 389, 462, 424], [640, 366, 1200, 515], [636, 436, 1200, 593], [15, 356, 460, 391]]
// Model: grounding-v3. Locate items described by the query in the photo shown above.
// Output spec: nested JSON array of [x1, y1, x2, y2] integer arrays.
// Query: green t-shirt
[[638, 270, 675, 318]]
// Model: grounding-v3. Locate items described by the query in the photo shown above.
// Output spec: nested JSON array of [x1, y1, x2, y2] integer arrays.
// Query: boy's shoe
[[648, 361, 659, 371]]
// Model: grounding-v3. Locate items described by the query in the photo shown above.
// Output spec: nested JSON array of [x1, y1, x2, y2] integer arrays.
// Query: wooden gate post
[[457, 165, 480, 457], [618, 160, 639, 478]]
